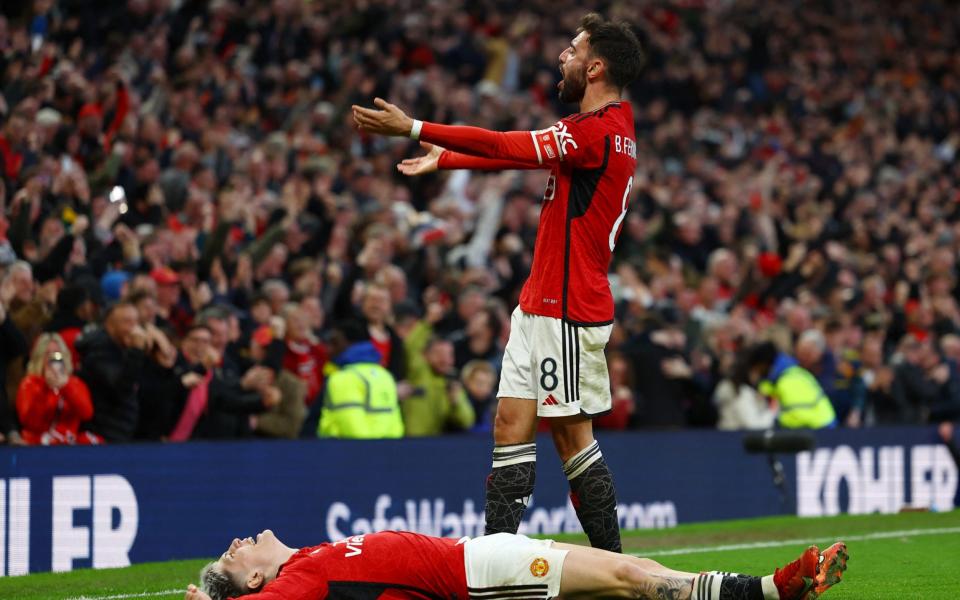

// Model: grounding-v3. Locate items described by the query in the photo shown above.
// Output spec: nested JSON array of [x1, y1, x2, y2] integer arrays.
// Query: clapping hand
[[661, 357, 693, 379], [181, 372, 204, 389], [72, 214, 90, 236], [127, 325, 150, 351], [261, 385, 282, 409]]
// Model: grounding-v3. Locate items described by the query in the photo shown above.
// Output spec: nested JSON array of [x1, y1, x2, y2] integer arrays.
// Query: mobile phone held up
[[109, 185, 129, 214]]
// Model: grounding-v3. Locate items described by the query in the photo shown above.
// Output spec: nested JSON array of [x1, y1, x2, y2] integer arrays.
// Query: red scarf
[[169, 371, 213, 441]]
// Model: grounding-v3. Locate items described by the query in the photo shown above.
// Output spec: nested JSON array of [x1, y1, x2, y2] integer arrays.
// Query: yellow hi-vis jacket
[[759, 354, 836, 429], [319, 360, 404, 439]]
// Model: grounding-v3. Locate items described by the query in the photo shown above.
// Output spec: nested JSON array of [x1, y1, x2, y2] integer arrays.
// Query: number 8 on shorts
[[497, 307, 613, 418]]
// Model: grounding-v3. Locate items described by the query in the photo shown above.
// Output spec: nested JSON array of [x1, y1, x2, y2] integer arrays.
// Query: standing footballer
[[353, 13, 643, 553]]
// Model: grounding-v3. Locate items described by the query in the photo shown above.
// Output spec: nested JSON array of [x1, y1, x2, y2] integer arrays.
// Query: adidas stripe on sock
[[492, 442, 537, 468], [562, 440, 601, 480]]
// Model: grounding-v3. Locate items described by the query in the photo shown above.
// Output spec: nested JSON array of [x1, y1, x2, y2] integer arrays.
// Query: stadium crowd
[[1, 0, 960, 445]]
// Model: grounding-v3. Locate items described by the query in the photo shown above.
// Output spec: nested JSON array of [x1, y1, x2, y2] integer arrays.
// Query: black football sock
[[691, 572, 766, 600], [484, 443, 536, 535], [563, 441, 622, 552]]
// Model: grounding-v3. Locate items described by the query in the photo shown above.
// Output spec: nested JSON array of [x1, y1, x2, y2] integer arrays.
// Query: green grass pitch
[[1, 510, 957, 599]]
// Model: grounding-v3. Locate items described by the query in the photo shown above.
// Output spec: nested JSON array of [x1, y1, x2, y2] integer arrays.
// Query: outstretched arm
[[438, 151, 544, 171], [354, 98, 568, 167], [397, 143, 542, 175]]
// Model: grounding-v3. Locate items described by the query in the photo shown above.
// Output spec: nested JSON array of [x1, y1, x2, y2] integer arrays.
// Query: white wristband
[[410, 119, 423, 141]]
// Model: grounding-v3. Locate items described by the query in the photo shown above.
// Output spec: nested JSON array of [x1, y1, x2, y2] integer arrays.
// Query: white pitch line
[[632, 526, 960, 557], [66, 589, 182, 600]]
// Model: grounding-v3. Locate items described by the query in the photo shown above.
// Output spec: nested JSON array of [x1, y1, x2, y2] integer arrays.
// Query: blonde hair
[[27, 333, 73, 376], [461, 359, 495, 385]]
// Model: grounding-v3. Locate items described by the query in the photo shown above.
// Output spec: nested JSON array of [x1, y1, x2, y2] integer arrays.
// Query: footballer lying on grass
[[184, 528, 847, 600]]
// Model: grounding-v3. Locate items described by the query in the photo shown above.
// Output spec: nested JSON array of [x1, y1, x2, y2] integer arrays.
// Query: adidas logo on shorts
[[541, 394, 559, 406]]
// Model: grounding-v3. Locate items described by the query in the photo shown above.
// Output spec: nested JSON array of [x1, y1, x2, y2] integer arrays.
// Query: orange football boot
[[810, 542, 848, 598], [773, 545, 820, 600], [773, 542, 848, 599]]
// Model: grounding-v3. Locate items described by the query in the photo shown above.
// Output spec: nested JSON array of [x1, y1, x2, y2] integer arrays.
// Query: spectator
[[128, 287, 181, 440], [745, 342, 837, 429], [45, 279, 100, 366], [622, 315, 711, 428], [796, 326, 858, 419], [280, 303, 328, 406], [318, 320, 403, 439], [860, 333, 895, 426], [262, 280, 290, 315], [436, 287, 486, 337], [128, 287, 161, 327], [151, 266, 189, 335], [402, 314, 475, 436], [461, 359, 497, 433], [187, 309, 279, 440], [360, 281, 407, 383], [936, 334, 960, 424], [823, 319, 868, 427], [795, 329, 827, 378], [248, 293, 274, 329], [5, 260, 53, 399], [713, 355, 776, 431], [706, 249, 740, 303], [100, 271, 131, 304], [0, 109, 27, 189], [594, 351, 636, 430], [0, 269, 29, 444], [249, 324, 307, 440], [884, 335, 940, 425], [452, 305, 503, 371], [16, 332, 95, 445], [167, 324, 217, 442], [298, 294, 325, 339], [75, 301, 149, 442]]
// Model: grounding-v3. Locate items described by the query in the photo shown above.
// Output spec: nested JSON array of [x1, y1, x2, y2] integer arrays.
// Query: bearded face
[[558, 59, 588, 103]]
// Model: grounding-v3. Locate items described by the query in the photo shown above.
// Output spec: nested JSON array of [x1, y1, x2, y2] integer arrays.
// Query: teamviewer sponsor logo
[[551, 122, 578, 155]]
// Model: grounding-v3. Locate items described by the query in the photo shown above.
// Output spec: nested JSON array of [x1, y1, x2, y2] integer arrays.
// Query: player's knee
[[610, 561, 650, 596], [548, 419, 594, 461], [551, 433, 593, 460], [493, 406, 535, 444]]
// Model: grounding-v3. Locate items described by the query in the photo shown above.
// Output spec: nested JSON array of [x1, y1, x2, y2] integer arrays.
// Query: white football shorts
[[497, 307, 613, 417], [463, 533, 569, 599]]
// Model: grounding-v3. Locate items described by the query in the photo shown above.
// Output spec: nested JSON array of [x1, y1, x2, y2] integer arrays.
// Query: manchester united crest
[[530, 557, 550, 577]]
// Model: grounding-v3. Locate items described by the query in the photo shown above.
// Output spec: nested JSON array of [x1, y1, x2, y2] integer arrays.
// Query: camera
[[109, 185, 129, 214], [50, 352, 66, 377]]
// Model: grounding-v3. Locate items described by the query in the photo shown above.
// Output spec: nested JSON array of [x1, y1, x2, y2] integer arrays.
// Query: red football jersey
[[234, 531, 469, 600], [283, 339, 328, 405], [425, 101, 637, 324], [520, 102, 636, 324]]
